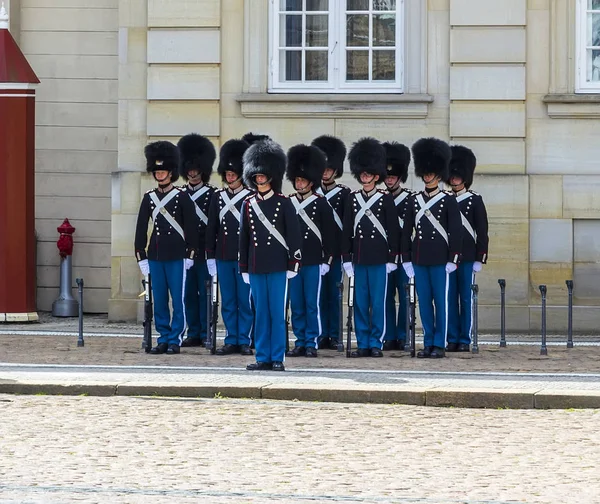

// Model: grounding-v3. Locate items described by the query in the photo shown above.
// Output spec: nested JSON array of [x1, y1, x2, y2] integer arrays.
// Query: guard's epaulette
[[337, 183, 350, 190], [469, 190, 479, 196], [443, 189, 453, 195], [314, 192, 324, 198], [351, 189, 361, 194], [377, 188, 387, 194]]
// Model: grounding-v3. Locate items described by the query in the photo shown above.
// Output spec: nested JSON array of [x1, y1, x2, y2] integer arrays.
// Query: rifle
[[206, 275, 218, 355], [337, 281, 344, 352], [285, 290, 291, 354], [141, 275, 152, 353], [346, 275, 355, 358], [405, 276, 416, 357]]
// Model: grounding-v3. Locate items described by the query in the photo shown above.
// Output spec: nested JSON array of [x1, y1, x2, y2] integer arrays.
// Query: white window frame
[[576, 0, 600, 93], [268, 0, 404, 94]]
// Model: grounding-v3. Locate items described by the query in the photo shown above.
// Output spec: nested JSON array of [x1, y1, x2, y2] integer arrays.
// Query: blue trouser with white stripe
[[249, 271, 287, 364], [217, 260, 253, 346], [448, 261, 475, 345], [354, 264, 387, 350], [384, 268, 408, 343], [149, 259, 187, 346], [290, 264, 322, 349], [414, 264, 450, 349], [184, 259, 209, 342], [319, 257, 342, 344]]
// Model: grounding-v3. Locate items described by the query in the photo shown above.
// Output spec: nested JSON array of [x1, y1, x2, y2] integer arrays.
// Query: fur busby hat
[[286, 144, 327, 187], [311, 135, 346, 178], [242, 139, 287, 193], [217, 139, 250, 182], [144, 141, 180, 183], [411, 137, 452, 181], [242, 132, 272, 145], [177, 133, 216, 183], [448, 145, 476, 189], [383, 141, 411, 183], [348, 137, 387, 184]]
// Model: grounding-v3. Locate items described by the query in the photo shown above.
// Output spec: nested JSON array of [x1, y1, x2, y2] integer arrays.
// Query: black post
[[337, 281, 344, 352], [404, 281, 411, 353], [498, 279, 506, 347], [471, 283, 479, 354], [566, 280, 574, 349], [539, 284, 548, 356], [346, 275, 355, 358], [76, 278, 84, 347]]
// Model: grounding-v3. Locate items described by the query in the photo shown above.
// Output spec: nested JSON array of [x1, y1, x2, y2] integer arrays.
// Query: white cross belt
[[415, 193, 448, 244], [456, 193, 476, 241], [219, 189, 249, 223], [190, 185, 210, 225], [394, 191, 409, 229], [250, 198, 289, 250], [354, 192, 387, 240], [292, 194, 322, 243], [149, 191, 185, 240]]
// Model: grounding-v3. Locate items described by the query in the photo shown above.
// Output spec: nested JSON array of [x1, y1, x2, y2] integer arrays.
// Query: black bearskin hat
[[348, 137, 387, 184], [242, 139, 287, 193], [448, 145, 476, 189], [144, 141, 180, 183], [286, 144, 327, 187], [383, 141, 411, 183], [217, 139, 250, 182], [311, 135, 346, 178], [242, 132, 272, 145], [411, 137, 451, 181], [177, 133, 216, 183]]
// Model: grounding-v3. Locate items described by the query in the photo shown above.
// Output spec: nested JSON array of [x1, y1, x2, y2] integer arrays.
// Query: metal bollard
[[498, 279, 506, 347], [566, 280, 574, 349], [76, 278, 84, 347], [337, 282, 345, 352], [471, 284, 479, 354], [539, 285, 548, 356]]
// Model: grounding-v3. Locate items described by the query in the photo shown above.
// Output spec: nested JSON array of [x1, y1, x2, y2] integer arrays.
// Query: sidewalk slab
[[425, 388, 539, 409], [115, 382, 264, 399]]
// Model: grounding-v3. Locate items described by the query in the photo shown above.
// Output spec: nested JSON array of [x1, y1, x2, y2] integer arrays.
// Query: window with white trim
[[576, 0, 600, 92], [269, 0, 404, 93]]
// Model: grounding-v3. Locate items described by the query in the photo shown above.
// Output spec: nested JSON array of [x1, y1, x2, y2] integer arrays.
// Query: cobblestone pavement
[[0, 395, 599, 504], [1, 334, 600, 374]]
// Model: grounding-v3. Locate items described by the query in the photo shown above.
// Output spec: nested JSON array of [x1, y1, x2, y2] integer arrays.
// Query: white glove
[[207, 258, 217, 277], [286, 270, 298, 280], [473, 261, 483, 273], [343, 262, 354, 278], [319, 264, 330, 276], [386, 263, 397, 274], [445, 262, 458, 274], [402, 262, 415, 279], [242, 272, 250, 284], [138, 259, 150, 276], [184, 258, 194, 271]]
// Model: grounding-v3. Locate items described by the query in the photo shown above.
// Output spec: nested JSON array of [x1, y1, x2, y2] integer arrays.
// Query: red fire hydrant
[[52, 218, 79, 317]]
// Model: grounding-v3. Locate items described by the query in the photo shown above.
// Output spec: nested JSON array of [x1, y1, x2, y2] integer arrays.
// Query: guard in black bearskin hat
[[284, 144, 336, 358], [382, 141, 413, 351], [446, 145, 488, 352], [401, 138, 462, 358], [341, 138, 401, 358], [311, 135, 349, 350], [239, 139, 302, 371], [134, 141, 199, 354], [205, 138, 255, 356], [177, 133, 217, 348], [242, 132, 271, 145]]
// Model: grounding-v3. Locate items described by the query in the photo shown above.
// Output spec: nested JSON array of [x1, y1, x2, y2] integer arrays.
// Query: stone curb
[[1, 380, 600, 409]]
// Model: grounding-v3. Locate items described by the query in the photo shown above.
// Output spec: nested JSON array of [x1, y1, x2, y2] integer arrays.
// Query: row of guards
[[134, 132, 489, 371]]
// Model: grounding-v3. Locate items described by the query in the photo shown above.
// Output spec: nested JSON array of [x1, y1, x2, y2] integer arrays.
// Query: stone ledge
[[425, 388, 538, 409], [236, 93, 433, 119], [534, 389, 600, 409], [543, 94, 600, 119]]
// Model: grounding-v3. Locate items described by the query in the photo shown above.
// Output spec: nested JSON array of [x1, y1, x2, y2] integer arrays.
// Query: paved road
[[1, 395, 599, 503]]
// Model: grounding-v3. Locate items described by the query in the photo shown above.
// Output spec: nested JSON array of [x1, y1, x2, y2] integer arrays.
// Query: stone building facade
[[5, 0, 600, 332]]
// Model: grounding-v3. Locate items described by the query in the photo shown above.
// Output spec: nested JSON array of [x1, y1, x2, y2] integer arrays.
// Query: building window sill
[[236, 93, 434, 119], [543, 94, 600, 119]]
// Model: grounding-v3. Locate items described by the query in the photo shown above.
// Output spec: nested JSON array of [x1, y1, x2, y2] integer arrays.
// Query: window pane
[[346, 50, 369, 80], [372, 50, 395, 80], [347, 14, 369, 46], [306, 14, 328, 47], [373, 14, 395, 46], [587, 49, 600, 82], [307, 0, 328, 10], [280, 0, 301, 11], [281, 14, 302, 47], [281, 50, 302, 81], [373, 0, 396, 10], [306, 51, 328, 80], [588, 0, 600, 10], [347, 0, 368, 10], [589, 13, 600, 46]]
